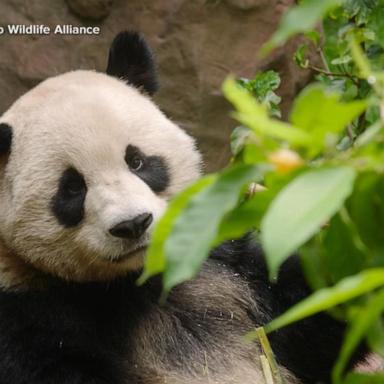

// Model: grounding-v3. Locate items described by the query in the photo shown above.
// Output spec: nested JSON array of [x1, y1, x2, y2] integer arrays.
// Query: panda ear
[[0, 123, 12, 156], [106, 31, 158, 95]]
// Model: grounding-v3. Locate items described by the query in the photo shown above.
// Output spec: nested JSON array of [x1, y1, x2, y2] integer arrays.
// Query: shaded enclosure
[[0, 0, 314, 171]]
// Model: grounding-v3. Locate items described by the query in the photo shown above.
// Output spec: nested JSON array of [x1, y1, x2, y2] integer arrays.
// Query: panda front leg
[[0, 288, 128, 384], [0, 348, 124, 384], [33, 360, 119, 384]]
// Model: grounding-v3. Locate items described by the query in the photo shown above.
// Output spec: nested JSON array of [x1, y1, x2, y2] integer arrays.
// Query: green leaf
[[237, 71, 282, 117], [290, 84, 367, 156], [343, 373, 384, 384], [263, 91, 282, 118], [265, 268, 384, 333], [365, 105, 380, 125], [367, 3, 384, 49], [300, 238, 329, 290], [138, 175, 216, 284], [332, 288, 384, 383], [263, 0, 343, 53], [304, 30, 321, 45], [163, 164, 269, 292], [256, 70, 281, 92], [223, 77, 312, 147], [235, 112, 311, 147], [238, 70, 281, 98], [367, 318, 384, 357], [261, 167, 356, 279], [242, 142, 271, 164], [294, 44, 309, 68], [322, 212, 366, 283], [355, 121, 384, 147], [322, 9, 350, 71], [331, 55, 353, 65], [350, 37, 372, 79], [215, 189, 274, 244], [230, 126, 252, 156], [348, 173, 384, 259]]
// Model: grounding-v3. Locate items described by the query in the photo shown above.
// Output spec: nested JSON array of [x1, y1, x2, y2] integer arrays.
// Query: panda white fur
[[0, 32, 367, 384]]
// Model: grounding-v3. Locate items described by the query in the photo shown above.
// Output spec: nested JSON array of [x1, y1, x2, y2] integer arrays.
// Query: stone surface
[[0, 0, 317, 172], [225, 0, 271, 10], [67, 0, 113, 20]]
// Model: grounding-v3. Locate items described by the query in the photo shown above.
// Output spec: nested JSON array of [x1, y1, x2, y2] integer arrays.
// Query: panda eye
[[51, 167, 87, 228], [65, 179, 86, 196], [125, 144, 170, 193], [128, 155, 144, 172], [61, 169, 87, 197]]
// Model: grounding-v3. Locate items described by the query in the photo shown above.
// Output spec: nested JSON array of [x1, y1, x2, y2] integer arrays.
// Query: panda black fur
[[0, 32, 367, 384]]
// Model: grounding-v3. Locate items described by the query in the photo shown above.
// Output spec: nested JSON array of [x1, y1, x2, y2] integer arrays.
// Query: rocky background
[[0, 0, 315, 172]]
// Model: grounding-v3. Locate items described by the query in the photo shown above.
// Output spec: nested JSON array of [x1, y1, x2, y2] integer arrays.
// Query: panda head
[[0, 32, 202, 284]]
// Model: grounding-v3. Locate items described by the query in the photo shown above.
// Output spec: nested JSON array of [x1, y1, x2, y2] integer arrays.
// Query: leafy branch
[[142, 1, 384, 383]]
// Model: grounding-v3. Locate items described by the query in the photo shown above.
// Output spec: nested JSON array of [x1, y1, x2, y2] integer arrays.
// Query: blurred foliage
[[237, 71, 282, 117], [143, 0, 384, 382]]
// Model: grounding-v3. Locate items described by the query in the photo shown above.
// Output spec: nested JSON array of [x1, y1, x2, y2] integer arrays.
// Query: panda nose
[[109, 213, 153, 239]]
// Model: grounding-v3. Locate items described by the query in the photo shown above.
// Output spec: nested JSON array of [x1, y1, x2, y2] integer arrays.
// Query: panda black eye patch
[[125, 145, 170, 193], [0, 123, 13, 155], [51, 167, 87, 227]]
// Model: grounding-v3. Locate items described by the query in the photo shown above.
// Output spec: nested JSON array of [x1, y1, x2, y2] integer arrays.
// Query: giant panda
[[0, 31, 368, 384]]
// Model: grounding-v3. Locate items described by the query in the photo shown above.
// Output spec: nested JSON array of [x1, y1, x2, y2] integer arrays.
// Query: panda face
[[0, 34, 202, 283]]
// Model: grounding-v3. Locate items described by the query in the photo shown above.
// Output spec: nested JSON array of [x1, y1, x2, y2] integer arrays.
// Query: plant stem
[[307, 65, 359, 85], [260, 355, 275, 384], [318, 46, 332, 78], [256, 327, 284, 384]]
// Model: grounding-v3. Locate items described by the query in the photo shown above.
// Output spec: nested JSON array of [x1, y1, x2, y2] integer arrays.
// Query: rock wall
[[0, 0, 314, 172]]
